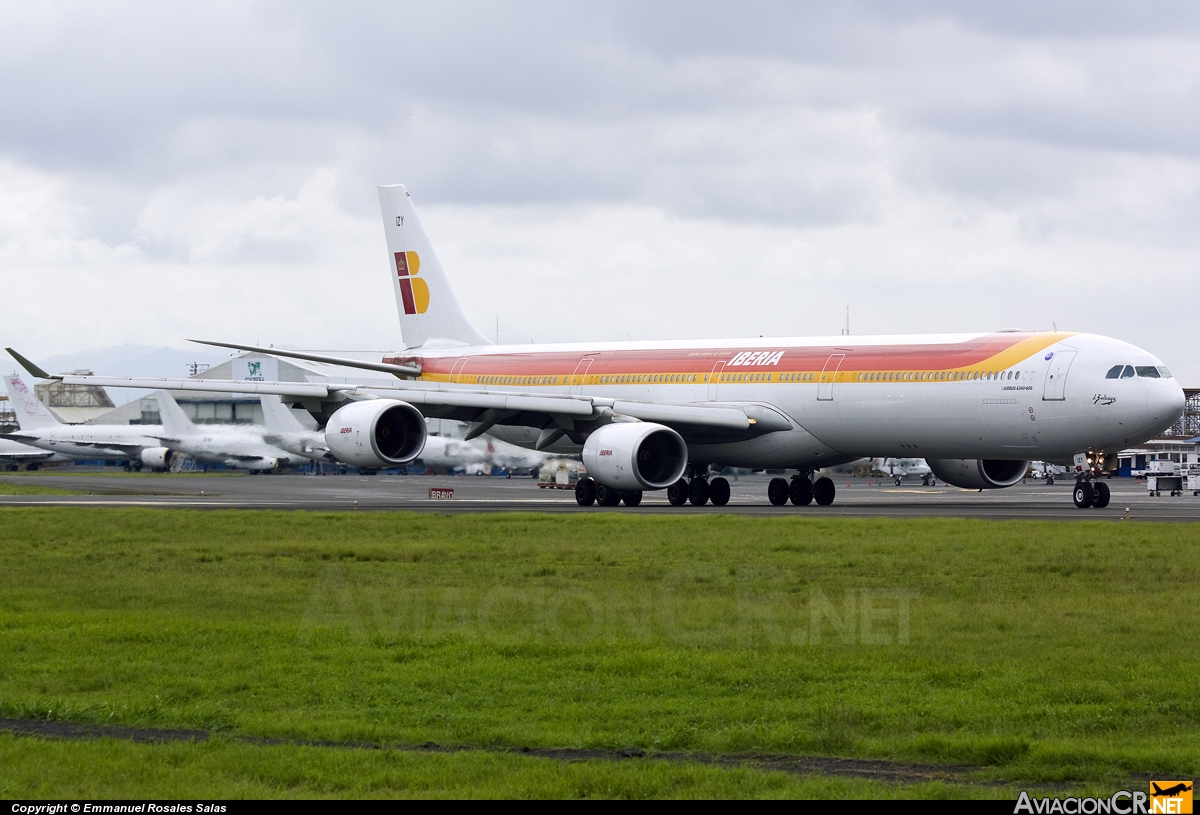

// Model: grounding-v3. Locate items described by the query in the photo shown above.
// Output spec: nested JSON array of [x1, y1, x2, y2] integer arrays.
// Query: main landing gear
[[1072, 479, 1110, 509], [577, 468, 840, 508], [767, 473, 835, 506], [665, 473, 731, 507], [575, 477, 643, 508]]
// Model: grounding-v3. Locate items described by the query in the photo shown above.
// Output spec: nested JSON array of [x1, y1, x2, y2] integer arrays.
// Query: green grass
[[0, 509, 1197, 797], [0, 482, 86, 495], [0, 734, 995, 799]]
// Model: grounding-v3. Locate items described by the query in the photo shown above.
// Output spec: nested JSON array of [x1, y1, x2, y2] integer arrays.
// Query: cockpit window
[[1158, 366, 1172, 378], [1105, 365, 1123, 379], [1121, 366, 1135, 378], [1136, 366, 1161, 378]]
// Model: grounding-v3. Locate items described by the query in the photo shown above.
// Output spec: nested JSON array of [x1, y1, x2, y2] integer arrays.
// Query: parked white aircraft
[[0, 438, 71, 470], [154, 391, 297, 472], [483, 438, 555, 473], [24, 183, 1185, 510], [410, 432, 554, 474], [882, 458, 935, 486], [2, 375, 173, 470], [417, 434, 486, 472], [259, 395, 334, 464]]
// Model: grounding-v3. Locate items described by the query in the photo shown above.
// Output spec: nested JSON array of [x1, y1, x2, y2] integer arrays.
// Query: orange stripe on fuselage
[[383, 332, 1070, 383]]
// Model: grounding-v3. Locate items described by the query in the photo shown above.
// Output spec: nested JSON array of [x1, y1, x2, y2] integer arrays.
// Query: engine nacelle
[[325, 400, 427, 469], [581, 422, 688, 491], [926, 459, 1030, 490], [139, 447, 174, 469]]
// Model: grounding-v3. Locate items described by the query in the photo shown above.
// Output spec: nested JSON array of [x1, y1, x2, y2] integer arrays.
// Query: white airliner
[[417, 434, 489, 473], [2, 375, 174, 470], [16, 184, 1185, 510], [483, 438, 555, 474], [0, 438, 71, 470], [259, 395, 334, 464], [154, 391, 297, 472]]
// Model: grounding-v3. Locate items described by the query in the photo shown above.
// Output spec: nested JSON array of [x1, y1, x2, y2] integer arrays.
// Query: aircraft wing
[[0, 445, 55, 461], [54, 440, 151, 453], [52, 374, 792, 443]]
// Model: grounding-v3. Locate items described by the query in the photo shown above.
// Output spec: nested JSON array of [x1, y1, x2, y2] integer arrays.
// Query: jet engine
[[926, 459, 1030, 490], [139, 447, 174, 470], [325, 400, 427, 469], [581, 422, 688, 491]]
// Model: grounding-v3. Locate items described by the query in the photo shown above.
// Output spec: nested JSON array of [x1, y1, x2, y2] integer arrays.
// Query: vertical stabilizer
[[154, 392, 195, 438], [259, 395, 313, 432], [378, 184, 490, 349], [4, 375, 60, 429]]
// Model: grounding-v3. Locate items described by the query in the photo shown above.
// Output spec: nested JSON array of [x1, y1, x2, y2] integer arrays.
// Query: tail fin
[[154, 391, 195, 437], [378, 184, 490, 349], [4, 375, 60, 429], [259, 395, 314, 432]]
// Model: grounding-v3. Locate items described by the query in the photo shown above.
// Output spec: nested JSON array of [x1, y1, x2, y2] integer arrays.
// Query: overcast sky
[[3, 1, 1199, 381]]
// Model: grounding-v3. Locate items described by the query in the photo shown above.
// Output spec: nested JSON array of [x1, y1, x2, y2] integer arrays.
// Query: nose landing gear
[[1073, 479, 1110, 509]]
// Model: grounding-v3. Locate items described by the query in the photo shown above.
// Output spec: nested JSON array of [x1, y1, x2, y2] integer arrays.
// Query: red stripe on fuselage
[[383, 333, 1042, 378]]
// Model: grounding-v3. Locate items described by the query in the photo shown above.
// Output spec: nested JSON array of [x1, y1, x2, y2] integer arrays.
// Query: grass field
[[0, 508, 1196, 798], [0, 482, 85, 495]]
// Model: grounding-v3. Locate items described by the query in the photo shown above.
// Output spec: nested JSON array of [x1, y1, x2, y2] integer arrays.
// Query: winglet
[[5, 348, 56, 381]]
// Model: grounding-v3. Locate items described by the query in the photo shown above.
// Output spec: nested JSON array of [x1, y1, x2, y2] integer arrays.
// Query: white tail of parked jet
[[3, 375, 60, 429], [259, 394, 313, 433], [154, 391, 196, 438], [378, 184, 491, 350]]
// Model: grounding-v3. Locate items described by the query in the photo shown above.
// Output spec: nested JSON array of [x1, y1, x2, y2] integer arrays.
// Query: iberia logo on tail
[[394, 251, 429, 315]]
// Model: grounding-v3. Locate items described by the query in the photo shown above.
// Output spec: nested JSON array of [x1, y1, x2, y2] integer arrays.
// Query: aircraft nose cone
[[1147, 382, 1186, 425]]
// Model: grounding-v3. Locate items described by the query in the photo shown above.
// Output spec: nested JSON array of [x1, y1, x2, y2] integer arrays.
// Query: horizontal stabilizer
[[188, 340, 421, 378]]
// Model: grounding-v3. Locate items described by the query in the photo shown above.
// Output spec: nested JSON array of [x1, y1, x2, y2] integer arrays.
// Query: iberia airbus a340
[[13, 184, 1184, 509]]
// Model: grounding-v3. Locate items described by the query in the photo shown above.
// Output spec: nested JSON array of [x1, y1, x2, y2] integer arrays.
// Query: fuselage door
[[450, 357, 470, 384], [570, 358, 594, 395], [1042, 350, 1077, 401], [707, 360, 726, 401], [817, 354, 846, 401]]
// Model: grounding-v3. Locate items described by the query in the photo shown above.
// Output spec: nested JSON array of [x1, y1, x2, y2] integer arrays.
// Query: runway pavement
[[2, 470, 1199, 520]]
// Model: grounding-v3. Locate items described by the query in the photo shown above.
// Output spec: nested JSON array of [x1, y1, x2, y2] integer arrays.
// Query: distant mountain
[[20, 345, 232, 407]]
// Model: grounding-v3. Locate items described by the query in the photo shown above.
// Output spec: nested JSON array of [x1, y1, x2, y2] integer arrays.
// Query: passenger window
[[1136, 366, 1160, 378]]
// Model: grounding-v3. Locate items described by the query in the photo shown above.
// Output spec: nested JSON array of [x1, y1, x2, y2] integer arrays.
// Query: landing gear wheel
[[790, 477, 813, 506], [1092, 481, 1110, 508], [622, 491, 643, 507], [709, 477, 730, 507], [894, 477, 902, 486], [1072, 482, 1094, 508], [575, 477, 596, 507], [688, 478, 710, 506], [813, 476, 836, 506], [768, 477, 790, 506], [667, 479, 689, 506], [596, 483, 622, 507]]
